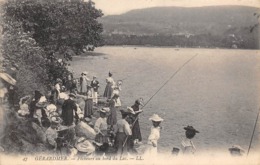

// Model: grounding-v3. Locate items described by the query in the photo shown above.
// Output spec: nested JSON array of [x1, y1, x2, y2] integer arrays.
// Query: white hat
[[99, 107, 110, 113], [46, 104, 57, 112], [149, 114, 163, 122], [75, 140, 95, 154], [82, 71, 88, 75], [38, 96, 47, 103]]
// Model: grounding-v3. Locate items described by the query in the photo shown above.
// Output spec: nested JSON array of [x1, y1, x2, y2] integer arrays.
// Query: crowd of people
[[8, 70, 246, 157]]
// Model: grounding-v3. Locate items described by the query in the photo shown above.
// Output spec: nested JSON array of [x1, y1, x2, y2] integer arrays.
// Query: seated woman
[[181, 125, 199, 155]]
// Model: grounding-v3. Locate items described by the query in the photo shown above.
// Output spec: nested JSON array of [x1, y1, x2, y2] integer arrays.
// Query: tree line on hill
[[102, 33, 258, 49]]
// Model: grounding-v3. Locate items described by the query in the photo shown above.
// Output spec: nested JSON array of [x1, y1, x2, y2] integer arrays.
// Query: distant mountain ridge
[[100, 6, 259, 36]]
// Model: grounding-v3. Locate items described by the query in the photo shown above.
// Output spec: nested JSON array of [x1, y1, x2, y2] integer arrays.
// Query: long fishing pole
[[122, 54, 198, 149], [247, 107, 260, 156]]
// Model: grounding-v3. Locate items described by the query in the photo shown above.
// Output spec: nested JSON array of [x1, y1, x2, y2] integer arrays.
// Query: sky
[[91, 0, 260, 15]]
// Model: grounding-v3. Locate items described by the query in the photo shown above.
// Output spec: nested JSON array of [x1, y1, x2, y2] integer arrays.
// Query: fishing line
[[247, 106, 260, 156], [142, 54, 198, 108], [122, 54, 198, 148]]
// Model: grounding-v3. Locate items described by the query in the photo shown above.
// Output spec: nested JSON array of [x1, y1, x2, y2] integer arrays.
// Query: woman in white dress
[[145, 114, 163, 157], [103, 72, 115, 100], [112, 80, 122, 107]]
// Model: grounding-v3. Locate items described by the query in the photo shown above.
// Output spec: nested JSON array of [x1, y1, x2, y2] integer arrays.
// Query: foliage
[[1, 0, 104, 99], [3, 0, 104, 56], [1, 18, 49, 98]]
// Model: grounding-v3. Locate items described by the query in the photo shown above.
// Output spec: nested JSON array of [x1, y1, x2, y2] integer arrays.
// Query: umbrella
[[0, 72, 16, 85]]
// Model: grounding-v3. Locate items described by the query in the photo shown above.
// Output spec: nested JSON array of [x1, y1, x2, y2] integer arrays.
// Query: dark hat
[[34, 90, 42, 100], [172, 147, 181, 155], [69, 93, 76, 98], [108, 72, 112, 77], [184, 126, 199, 133], [135, 98, 144, 106]]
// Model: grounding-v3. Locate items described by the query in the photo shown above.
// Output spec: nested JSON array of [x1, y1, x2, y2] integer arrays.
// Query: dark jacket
[[61, 98, 78, 126]]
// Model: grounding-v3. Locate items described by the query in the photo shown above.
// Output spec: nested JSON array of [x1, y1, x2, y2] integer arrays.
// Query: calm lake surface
[[70, 46, 260, 155]]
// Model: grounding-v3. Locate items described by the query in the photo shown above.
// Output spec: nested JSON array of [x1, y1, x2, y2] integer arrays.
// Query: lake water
[[70, 46, 260, 155]]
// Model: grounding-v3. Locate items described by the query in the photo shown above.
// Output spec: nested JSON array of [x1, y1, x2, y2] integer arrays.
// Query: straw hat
[[82, 71, 88, 75], [99, 107, 110, 113], [184, 126, 199, 133], [46, 104, 57, 112], [75, 140, 95, 154], [149, 114, 164, 122]]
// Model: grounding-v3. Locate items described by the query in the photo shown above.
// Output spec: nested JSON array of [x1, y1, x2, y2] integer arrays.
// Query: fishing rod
[[121, 54, 198, 150], [247, 107, 260, 156]]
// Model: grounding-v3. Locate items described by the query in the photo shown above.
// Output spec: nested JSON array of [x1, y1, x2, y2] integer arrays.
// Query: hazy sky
[[92, 0, 260, 15]]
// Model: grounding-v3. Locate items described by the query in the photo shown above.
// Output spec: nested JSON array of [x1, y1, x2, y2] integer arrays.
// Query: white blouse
[[94, 117, 108, 134], [148, 126, 160, 146]]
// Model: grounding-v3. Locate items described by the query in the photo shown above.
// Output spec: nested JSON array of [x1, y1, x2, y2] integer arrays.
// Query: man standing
[[90, 75, 99, 105], [61, 93, 79, 126]]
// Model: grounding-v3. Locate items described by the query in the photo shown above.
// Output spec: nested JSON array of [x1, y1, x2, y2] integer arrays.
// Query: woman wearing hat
[[112, 80, 123, 107], [114, 109, 133, 156], [107, 93, 119, 131], [94, 108, 110, 144], [80, 71, 90, 95], [181, 125, 199, 155], [34, 96, 48, 127], [145, 114, 163, 156], [77, 85, 94, 118], [61, 93, 79, 126], [103, 72, 115, 100], [129, 98, 144, 144]]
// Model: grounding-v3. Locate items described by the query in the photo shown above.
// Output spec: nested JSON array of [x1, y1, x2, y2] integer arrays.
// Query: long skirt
[[103, 84, 113, 99], [107, 107, 117, 126], [115, 132, 128, 155], [84, 99, 93, 117], [132, 119, 142, 141], [92, 91, 98, 104]]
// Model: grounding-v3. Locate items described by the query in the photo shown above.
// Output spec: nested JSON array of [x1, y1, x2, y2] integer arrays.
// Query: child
[[181, 125, 199, 155], [145, 114, 163, 156]]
